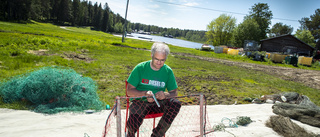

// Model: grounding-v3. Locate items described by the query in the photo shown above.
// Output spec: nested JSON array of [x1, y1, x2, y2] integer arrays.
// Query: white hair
[[151, 42, 170, 58]]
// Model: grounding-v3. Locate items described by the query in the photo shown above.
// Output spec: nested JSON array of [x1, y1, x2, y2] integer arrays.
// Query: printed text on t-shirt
[[141, 79, 165, 88]]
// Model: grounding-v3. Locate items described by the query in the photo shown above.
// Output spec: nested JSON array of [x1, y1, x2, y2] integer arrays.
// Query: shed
[[260, 34, 315, 56]]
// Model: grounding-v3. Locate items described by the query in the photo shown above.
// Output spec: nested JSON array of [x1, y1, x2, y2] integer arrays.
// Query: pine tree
[[58, 0, 71, 23], [101, 3, 110, 32], [72, 0, 80, 26]]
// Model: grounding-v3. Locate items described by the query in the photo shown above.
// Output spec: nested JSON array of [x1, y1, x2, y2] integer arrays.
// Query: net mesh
[[0, 66, 103, 114], [102, 95, 213, 137]]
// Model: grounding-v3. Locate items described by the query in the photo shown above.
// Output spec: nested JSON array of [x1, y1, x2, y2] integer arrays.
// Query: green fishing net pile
[[0, 66, 103, 114]]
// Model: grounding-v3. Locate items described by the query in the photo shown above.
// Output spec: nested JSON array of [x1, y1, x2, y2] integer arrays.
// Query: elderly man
[[126, 42, 181, 137]]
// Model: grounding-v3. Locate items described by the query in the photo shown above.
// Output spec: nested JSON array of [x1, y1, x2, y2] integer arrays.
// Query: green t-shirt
[[127, 60, 178, 101]]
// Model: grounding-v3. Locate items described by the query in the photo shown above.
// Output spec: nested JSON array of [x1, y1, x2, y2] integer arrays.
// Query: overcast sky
[[91, 0, 319, 33]]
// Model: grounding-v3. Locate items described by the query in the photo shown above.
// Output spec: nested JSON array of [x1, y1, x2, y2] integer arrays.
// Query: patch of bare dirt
[[27, 49, 51, 56], [173, 52, 320, 90], [28, 49, 94, 63], [62, 52, 94, 63]]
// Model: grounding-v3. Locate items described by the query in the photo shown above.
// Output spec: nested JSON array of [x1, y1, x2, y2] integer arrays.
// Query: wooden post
[[122, 0, 130, 43], [200, 94, 204, 136], [116, 96, 122, 137]]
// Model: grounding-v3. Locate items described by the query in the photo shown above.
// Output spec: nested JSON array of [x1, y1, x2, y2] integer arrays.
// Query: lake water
[[130, 33, 214, 50]]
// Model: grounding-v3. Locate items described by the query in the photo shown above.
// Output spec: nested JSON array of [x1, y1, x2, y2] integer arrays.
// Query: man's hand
[[146, 91, 155, 103], [155, 91, 166, 100]]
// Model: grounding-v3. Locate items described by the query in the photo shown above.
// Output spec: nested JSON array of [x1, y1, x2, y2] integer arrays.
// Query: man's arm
[[127, 83, 155, 103], [165, 89, 177, 98], [127, 83, 147, 97], [156, 89, 177, 100]]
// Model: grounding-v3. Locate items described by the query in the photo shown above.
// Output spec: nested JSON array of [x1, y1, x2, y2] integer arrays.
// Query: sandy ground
[[0, 104, 319, 137]]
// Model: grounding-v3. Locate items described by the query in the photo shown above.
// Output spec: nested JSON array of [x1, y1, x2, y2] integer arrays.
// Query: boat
[[164, 35, 173, 38], [201, 44, 211, 51], [126, 33, 133, 37], [138, 36, 152, 40]]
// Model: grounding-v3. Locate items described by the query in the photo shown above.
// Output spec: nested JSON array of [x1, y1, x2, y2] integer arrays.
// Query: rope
[[210, 116, 253, 137], [83, 133, 90, 137], [222, 117, 238, 128], [212, 123, 236, 137], [236, 116, 253, 126]]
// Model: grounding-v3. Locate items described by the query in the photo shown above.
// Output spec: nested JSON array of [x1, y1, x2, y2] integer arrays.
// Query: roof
[[260, 34, 315, 50]]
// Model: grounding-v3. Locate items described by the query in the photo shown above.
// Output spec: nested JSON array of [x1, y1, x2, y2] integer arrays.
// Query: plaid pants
[[126, 98, 181, 137]]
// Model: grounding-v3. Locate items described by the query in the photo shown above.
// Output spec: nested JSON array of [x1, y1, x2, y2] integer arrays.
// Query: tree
[[79, 1, 89, 26], [107, 11, 114, 32], [245, 3, 273, 40], [0, 0, 6, 20], [206, 14, 236, 46], [92, 2, 102, 30], [41, 0, 52, 20], [185, 30, 194, 40], [58, 0, 71, 23], [269, 22, 293, 37], [101, 3, 110, 32], [299, 9, 320, 49], [87, 1, 93, 25], [6, 0, 32, 20], [126, 22, 132, 33], [72, 0, 80, 26], [232, 18, 261, 47], [29, 0, 52, 21], [134, 23, 140, 31], [115, 13, 123, 25], [30, 0, 42, 20], [51, 0, 61, 21], [295, 29, 316, 47], [114, 22, 123, 33]]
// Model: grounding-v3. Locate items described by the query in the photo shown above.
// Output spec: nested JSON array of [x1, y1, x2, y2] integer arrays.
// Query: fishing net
[[272, 103, 320, 127], [0, 66, 103, 114], [102, 94, 212, 137], [266, 115, 317, 137], [270, 92, 320, 127]]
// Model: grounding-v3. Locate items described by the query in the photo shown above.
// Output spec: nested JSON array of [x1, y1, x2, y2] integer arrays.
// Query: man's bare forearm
[[166, 89, 177, 98], [127, 83, 147, 97]]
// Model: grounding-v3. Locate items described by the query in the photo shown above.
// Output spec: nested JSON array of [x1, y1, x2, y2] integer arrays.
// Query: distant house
[[260, 34, 315, 56]]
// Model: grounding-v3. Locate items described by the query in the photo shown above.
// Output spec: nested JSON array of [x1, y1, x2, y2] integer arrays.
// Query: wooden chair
[[124, 81, 164, 137]]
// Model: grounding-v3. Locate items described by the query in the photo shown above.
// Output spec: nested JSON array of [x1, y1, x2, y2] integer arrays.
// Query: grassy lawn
[[0, 21, 319, 110]]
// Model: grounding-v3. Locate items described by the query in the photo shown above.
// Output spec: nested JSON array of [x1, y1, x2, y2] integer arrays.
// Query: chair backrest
[[125, 80, 130, 110], [126, 81, 130, 113], [125, 80, 129, 97], [125, 81, 130, 114], [125, 80, 130, 133]]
